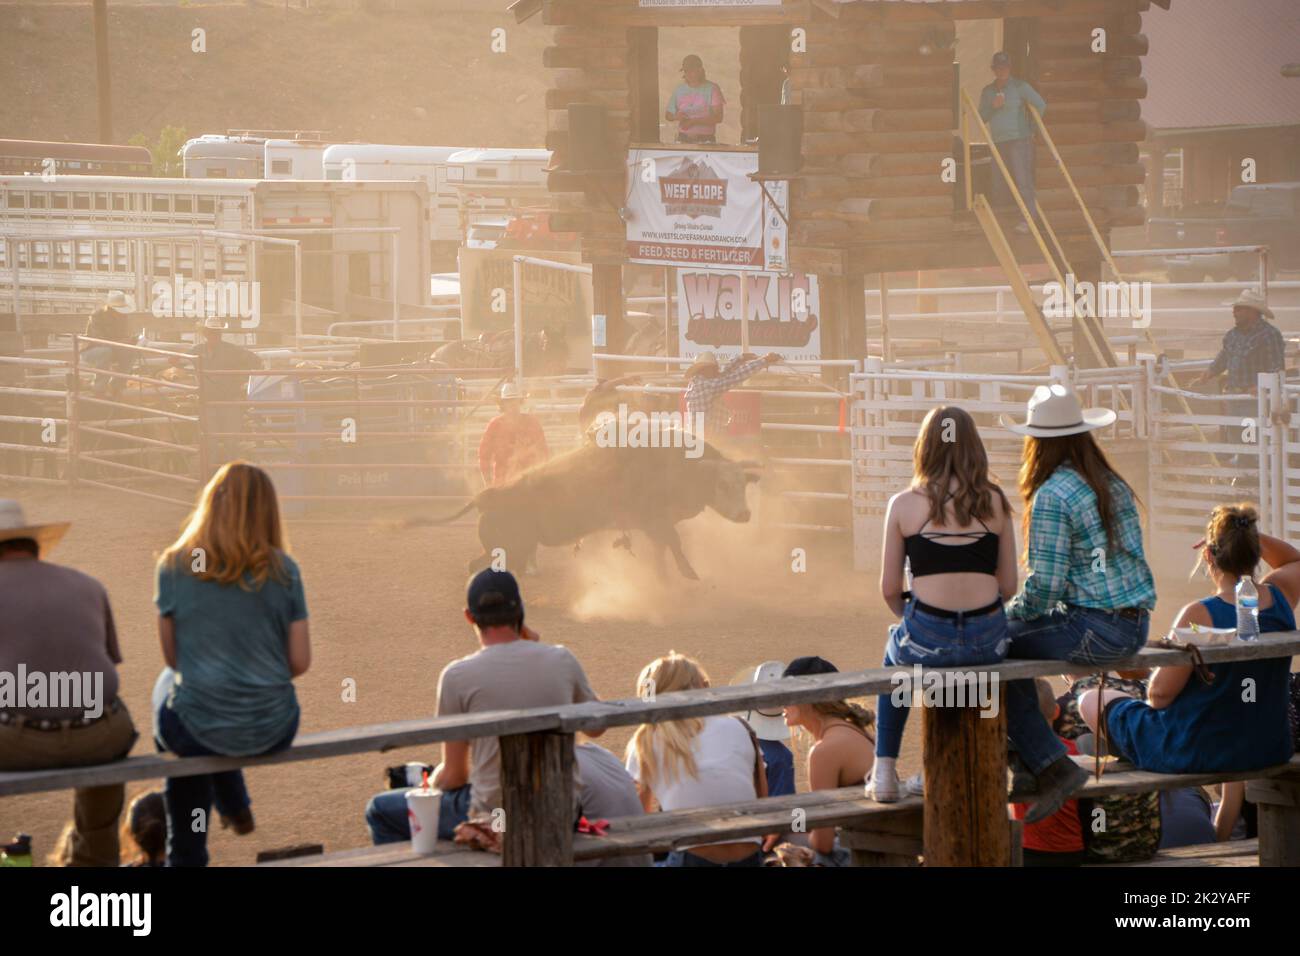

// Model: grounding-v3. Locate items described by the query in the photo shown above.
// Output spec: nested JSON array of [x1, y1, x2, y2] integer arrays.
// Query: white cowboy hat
[[105, 291, 130, 311], [740, 660, 791, 741], [196, 316, 229, 331], [1000, 383, 1116, 437], [0, 499, 69, 554], [1232, 288, 1275, 320], [684, 351, 720, 379], [499, 383, 523, 401]]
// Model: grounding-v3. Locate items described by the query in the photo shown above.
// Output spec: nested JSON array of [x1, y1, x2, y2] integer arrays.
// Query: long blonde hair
[[627, 652, 710, 790], [160, 461, 288, 589]]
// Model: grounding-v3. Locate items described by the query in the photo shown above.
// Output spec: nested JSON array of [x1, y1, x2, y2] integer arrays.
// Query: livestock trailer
[[0, 175, 431, 328]]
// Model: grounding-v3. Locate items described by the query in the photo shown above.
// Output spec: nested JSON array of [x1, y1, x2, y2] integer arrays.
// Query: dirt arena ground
[[0, 479, 1256, 865]]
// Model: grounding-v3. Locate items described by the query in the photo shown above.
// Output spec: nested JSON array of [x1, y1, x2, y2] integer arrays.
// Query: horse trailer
[[0, 175, 431, 328]]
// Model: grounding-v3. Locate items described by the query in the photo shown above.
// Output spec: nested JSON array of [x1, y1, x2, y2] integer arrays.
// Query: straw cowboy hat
[[498, 383, 524, 402], [1000, 383, 1116, 437], [684, 351, 720, 379], [1232, 288, 1275, 320], [0, 499, 69, 554], [195, 316, 230, 332], [740, 660, 791, 742], [104, 291, 130, 312]]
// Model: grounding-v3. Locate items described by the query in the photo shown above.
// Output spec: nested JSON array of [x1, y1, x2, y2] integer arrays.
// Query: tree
[[128, 125, 189, 177]]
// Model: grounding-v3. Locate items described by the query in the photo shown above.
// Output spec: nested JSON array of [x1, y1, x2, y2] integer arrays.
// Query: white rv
[[181, 135, 265, 179], [264, 139, 330, 180], [323, 144, 467, 264], [443, 148, 552, 245]]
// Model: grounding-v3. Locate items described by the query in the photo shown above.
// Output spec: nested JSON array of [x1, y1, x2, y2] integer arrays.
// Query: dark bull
[[410, 438, 761, 580]]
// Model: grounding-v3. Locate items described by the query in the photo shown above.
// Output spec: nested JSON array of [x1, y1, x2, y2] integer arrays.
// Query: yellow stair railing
[[959, 89, 1119, 375]]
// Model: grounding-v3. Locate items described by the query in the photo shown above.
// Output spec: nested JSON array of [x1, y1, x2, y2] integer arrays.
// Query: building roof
[[1143, 0, 1300, 131]]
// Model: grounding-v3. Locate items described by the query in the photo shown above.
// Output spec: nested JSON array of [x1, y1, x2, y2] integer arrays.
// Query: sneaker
[[1022, 756, 1089, 825], [865, 766, 900, 803], [902, 773, 925, 797]]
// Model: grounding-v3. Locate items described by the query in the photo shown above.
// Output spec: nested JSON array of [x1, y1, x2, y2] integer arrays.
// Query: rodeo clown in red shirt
[[478, 383, 550, 488]]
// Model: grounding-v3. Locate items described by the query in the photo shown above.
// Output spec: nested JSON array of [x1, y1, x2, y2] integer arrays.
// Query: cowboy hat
[[684, 351, 720, 379], [0, 499, 69, 554], [1232, 288, 1275, 320], [1000, 383, 1116, 437], [498, 383, 523, 402], [105, 291, 130, 311], [740, 660, 790, 741], [195, 316, 229, 331]]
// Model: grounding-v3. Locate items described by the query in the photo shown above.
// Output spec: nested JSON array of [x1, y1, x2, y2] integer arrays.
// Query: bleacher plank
[[260, 840, 498, 868], [1107, 839, 1259, 867], [6, 635, 1295, 799]]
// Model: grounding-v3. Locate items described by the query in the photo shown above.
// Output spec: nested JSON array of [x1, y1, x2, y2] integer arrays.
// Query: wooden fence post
[[499, 730, 575, 867], [1246, 775, 1300, 867], [921, 680, 1011, 866]]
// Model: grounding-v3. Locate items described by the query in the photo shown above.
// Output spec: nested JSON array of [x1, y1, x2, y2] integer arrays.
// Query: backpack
[[1055, 675, 1161, 864]]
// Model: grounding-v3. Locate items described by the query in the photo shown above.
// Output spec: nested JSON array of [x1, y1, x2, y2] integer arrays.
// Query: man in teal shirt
[[978, 51, 1048, 234]]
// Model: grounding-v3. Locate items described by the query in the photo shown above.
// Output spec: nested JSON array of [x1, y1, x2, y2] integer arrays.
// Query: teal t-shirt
[[978, 78, 1047, 143], [154, 552, 306, 756]]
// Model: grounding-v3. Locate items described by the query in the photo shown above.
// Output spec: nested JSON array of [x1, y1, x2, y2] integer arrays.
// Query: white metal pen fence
[[849, 360, 1292, 570]]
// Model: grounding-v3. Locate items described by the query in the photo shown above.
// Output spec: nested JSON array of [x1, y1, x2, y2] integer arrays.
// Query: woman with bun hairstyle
[[1078, 503, 1300, 773]]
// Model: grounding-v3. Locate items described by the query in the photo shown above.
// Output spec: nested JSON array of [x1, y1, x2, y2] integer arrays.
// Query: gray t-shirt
[[0, 559, 121, 720], [575, 743, 651, 868], [436, 639, 597, 817]]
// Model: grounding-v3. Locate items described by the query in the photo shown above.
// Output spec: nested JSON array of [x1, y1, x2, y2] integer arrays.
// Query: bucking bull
[[407, 437, 761, 580]]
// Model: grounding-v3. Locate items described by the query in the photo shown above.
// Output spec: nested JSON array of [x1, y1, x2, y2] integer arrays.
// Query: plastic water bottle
[[1236, 576, 1260, 642]]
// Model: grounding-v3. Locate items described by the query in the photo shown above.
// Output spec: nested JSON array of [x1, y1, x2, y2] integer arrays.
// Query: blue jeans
[[365, 784, 473, 844], [876, 599, 1010, 759], [991, 136, 1037, 219], [1005, 605, 1149, 773], [663, 848, 764, 867], [814, 838, 852, 868], [154, 702, 298, 867]]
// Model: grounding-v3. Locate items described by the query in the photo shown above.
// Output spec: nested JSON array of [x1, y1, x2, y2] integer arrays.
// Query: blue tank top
[[1106, 584, 1295, 773]]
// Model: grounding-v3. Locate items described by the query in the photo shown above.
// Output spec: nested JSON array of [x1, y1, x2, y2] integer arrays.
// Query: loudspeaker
[[567, 104, 618, 171], [758, 104, 803, 175]]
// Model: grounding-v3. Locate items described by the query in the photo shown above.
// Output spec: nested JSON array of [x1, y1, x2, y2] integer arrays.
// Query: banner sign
[[677, 269, 821, 362], [458, 247, 594, 372], [627, 148, 783, 272]]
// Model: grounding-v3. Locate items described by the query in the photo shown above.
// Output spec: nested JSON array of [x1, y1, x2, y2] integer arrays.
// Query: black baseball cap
[[466, 568, 523, 625], [991, 51, 1011, 68], [783, 656, 839, 678]]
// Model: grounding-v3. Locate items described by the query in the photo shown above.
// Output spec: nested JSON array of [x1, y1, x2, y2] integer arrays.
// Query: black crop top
[[903, 499, 999, 578]]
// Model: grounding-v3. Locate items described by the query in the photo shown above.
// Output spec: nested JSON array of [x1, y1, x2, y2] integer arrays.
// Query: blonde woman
[[625, 652, 767, 867], [778, 656, 875, 867], [154, 462, 311, 866]]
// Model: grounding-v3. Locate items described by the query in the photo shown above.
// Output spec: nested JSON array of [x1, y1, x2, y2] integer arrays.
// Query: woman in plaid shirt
[[999, 384, 1157, 825]]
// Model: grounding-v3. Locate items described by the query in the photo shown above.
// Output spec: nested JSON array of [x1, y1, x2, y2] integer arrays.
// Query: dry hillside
[[0, 1, 745, 150]]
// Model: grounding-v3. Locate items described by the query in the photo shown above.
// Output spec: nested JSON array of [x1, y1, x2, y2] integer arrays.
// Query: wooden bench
[[256, 756, 1300, 868], [4, 634, 1298, 866]]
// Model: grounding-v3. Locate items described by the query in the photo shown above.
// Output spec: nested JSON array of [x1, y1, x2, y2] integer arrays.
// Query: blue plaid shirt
[[684, 356, 767, 440], [1007, 465, 1156, 621], [1207, 318, 1286, 393]]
